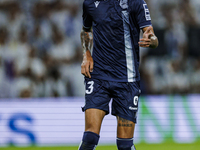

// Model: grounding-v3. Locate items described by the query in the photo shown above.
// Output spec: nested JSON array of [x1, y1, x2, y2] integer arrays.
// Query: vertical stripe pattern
[[122, 10, 136, 82]]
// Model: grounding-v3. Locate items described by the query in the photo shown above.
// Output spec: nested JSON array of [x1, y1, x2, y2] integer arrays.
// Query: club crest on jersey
[[94, 1, 100, 8], [120, 0, 128, 9]]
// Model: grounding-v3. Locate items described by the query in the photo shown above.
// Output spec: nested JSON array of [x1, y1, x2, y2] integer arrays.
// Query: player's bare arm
[[80, 26, 93, 78], [139, 26, 159, 48]]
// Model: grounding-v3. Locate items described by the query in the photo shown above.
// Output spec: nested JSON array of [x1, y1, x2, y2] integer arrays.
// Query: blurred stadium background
[[0, 0, 200, 149]]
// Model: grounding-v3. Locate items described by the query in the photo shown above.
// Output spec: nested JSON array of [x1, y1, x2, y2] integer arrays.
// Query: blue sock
[[117, 138, 136, 150], [78, 131, 100, 150]]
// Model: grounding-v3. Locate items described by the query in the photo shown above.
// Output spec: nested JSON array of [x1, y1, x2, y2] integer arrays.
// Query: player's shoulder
[[129, 0, 146, 10], [130, 0, 145, 4], [130, 0, 147, 6]]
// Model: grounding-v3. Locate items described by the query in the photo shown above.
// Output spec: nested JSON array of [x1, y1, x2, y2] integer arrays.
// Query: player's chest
[[89, 0, 129, 25]]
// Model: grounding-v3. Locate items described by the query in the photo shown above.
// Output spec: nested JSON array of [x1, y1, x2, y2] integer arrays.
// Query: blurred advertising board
[[0, 95, 200, 147]]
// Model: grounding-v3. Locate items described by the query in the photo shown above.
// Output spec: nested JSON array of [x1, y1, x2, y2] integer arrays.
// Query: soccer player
[[79, 0, 158, 150]]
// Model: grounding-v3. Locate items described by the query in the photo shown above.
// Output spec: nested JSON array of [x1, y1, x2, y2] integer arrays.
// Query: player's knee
[[78, 131, 100, 150], [85, 124, 99, 135], [116, 138, 136, 150]]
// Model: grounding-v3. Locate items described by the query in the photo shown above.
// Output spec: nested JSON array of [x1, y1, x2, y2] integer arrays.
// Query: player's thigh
[[112, 81, 140, 123], [85, 108, 106, 135], [83, 78, 110, 114], [116, 116, 135, 138], [83, 78, 110, 135]]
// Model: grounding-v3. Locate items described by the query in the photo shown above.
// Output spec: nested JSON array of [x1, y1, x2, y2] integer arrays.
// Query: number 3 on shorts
[[86, 81, 94, 94]]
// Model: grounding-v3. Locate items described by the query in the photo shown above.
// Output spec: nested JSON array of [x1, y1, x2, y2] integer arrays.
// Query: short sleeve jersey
[[82, 0, 152, 82]]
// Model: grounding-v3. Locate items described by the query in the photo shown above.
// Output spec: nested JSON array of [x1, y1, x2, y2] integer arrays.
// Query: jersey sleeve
[[82, 0, 93, 29], [132, 0, 152, 29]]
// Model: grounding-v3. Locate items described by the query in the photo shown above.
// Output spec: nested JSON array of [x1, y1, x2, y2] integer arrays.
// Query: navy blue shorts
[[82, 78, 141, 123]]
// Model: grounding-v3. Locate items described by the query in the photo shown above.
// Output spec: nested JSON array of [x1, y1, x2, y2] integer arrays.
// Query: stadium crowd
[[0, 0, 200, 98]]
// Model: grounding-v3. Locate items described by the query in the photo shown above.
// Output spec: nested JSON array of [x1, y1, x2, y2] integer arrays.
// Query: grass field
[[0, 142, 199, 150]]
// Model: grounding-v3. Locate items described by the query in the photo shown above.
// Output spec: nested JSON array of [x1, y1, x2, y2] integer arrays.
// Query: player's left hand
[[138, 26, 154, 48]]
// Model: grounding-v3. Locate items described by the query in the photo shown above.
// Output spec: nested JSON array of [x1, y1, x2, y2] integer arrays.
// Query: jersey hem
[[86, 75, 140, 82], [111, 113, 137, 123], [82, 106, 109, 115], [83, 24, 91, 29], [140, 24, 152, 29]]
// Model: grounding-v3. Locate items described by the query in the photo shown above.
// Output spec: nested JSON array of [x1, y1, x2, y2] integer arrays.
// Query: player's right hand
[[81, 50, 93, 78], [139, 26, 154, 48]]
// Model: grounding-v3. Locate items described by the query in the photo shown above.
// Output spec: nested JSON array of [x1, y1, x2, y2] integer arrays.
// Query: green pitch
[[0, 142, 199, 150]]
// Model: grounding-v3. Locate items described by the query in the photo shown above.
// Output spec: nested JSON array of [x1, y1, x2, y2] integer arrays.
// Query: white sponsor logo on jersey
[[129, 106, 138, 110]]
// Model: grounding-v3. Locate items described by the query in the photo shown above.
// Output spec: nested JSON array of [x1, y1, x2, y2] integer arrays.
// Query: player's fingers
[[138, 41, 150, 45], [139, 43, 149, 47], [85, 62, 91, 78], [89, 61, 94, 72], [147, 32, 154, 38], [139, 38, 151, 42], [138, 42, 150, 46], [143, 28, 154, 39], [88, 72, 91, 78], [145, 26, 153, 33], [138, 40, 150, 45], [143, 33, 153, 39], [81, 64, 86, 76], [138, 40, 150, 46], [139, 44, 150, 47]]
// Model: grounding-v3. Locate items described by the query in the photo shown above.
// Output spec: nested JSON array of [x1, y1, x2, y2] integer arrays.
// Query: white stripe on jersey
[[122, 10, 136, 82]]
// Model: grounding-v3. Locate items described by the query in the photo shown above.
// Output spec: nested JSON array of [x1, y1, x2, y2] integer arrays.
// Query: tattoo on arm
[[118, 117, 133, 127], [80, 28, 93, 54]]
